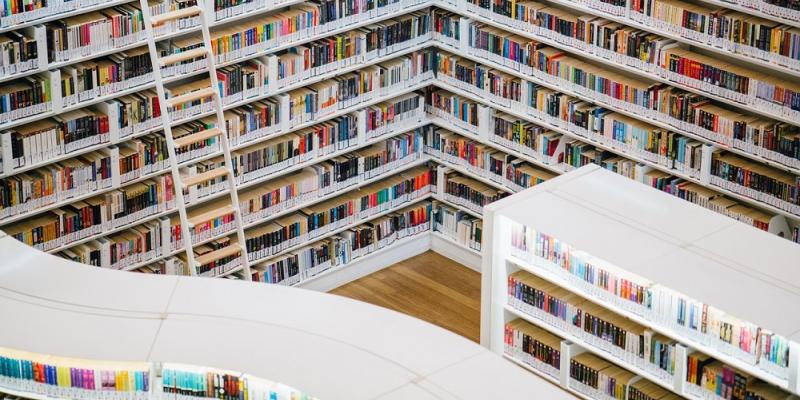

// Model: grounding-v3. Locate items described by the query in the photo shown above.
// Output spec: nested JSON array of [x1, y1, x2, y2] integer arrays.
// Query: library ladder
[[138, 0, 253, 279]]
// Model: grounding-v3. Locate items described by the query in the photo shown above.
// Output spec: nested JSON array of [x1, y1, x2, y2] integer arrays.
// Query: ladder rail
[[139, 0, 199, 275], [196, 0, 253, 280]]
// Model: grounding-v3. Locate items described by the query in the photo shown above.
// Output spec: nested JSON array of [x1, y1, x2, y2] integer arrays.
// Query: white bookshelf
[[0, 0, 797, 292], [0, 232, 576, 400], [481, 164, 800, 399]]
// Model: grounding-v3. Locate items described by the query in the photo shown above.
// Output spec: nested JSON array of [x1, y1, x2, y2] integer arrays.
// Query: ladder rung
[[182, 167, 229, 189], [167, 87, 216, 107], [195, 243, 243, 266], [173, 127, 222, 148], [187, 204, 235, 227], [159, 48, 209, 66], [151, 6, 202, 25]]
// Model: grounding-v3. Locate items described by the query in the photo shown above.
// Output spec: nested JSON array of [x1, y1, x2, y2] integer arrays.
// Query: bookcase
[[1, 0, 799, 291], [481, 164, 800, 399]]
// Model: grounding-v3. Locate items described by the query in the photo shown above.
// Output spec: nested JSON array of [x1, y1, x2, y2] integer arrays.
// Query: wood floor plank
[[331, 251, 481, 343]]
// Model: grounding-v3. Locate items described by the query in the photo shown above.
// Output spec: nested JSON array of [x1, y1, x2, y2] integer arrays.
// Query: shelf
[[427, 115, 566, 176], [294, 228, 431, 290], [691, 0, 800, 27], [481, 165, 800, 399], [248, 191, 434, 266], [214, 0, 431, 68], [0, 65, 428, 227], [430, 74, 800, 222], [503, 304, 679, 396], [432, 18, 800, 175], [130, 153, 430, 273], [0, 0, 135, 34], [433, 193, 484, 218], [433, 154, 515, 193], [507, 252, 793, 390], [437, 2, 800, 128]]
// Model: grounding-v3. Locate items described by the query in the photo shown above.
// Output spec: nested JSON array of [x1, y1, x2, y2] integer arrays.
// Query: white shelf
[[248, 191, 434, 265], [503, 304, 678, 395], [431, 34, 800, 175], [127, 153, 429, 273], [481, 165, 800, 399], [214, 0, 431, 68], [429, 69, 800, 222], [437, 2, 800, 128]]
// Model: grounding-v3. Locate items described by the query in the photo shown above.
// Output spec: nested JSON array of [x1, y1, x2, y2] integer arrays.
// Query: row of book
[[1, 9, 434, 131], [0, 119, 222, 221], [364, 92, 425, 138], [464, 7, 800, 124], [44, 5, 147, 63], [523, 132, 785, 234], [161, 363, 315, 400], [434, 51, 707, 175], [237, 128, 423, 224], [7, 81, 787, 251], [6, 174, 174, 255], [0, 347, 313, 400], [508, 269, 679, 382], [0, 74, 51, 126], [243, 165, 434, 262], [250, 200, 432, 284], [209, 0, 426, 65], [423, 125, 555, 191], [432, 200, 482, 251], [510, 223, 792, 376], [0, 103, 420, 251], [450, 17, 800, 170], [505, 313, 790, 400], [0, 14, 428, 147], [0, 31, 39, 77], [434, 50, 705, 177], [442, 170, 508, 215], [60, 48, 152, 108], [0, 347, 150, 400], [570, 352, 680, 400], [465, 0, 800, 73], [4, 19, 797, 177], [505, 317, 683, 400], [279, 51, 431, 126], [685, 352, 791, 399]]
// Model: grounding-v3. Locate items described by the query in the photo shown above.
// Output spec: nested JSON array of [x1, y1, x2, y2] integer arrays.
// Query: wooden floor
[[331, 251, 481, 342]]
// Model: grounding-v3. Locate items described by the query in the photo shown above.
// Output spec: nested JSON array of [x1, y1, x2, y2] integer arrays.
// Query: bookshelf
[[481, 164, 800, 399], [0, 231, 576, 400], [0, 0, 798, 298]]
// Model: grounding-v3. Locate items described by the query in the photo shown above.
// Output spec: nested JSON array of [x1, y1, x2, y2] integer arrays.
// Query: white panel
[[150, 316, 416, 400], [0, 295, 160, 362], [423, 352, 576, 400], [0, 237, 180, 313], [645, 247, 800, 338], [500, 191, 677, 267], [553, 168, 733, 243], [374, 383, 448, 400], [165, 276, 483, 377], [691, 223, 800, 293]]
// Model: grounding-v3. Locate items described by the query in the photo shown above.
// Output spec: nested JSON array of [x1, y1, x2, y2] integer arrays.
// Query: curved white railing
[[0, 231, 574, 400]]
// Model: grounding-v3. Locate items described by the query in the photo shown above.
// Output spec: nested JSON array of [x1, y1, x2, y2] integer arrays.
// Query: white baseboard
[[296, 230, 483, 292], [430, 232, 482, 273], [298, 232, 433, 292]]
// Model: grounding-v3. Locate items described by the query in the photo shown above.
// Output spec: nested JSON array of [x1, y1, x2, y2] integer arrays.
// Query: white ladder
[[138, 0, 252, 280]]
